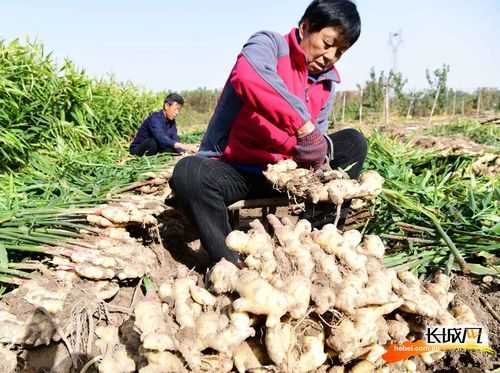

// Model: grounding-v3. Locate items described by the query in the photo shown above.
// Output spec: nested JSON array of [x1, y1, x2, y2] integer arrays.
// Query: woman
[[170, 0, 366, 267]]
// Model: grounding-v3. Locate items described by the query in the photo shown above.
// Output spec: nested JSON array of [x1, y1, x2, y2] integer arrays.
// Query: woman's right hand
[[293, 122, 328, 170]]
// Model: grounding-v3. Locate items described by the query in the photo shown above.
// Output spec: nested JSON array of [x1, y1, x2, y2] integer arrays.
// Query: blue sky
[[2, 0, 499, 92]]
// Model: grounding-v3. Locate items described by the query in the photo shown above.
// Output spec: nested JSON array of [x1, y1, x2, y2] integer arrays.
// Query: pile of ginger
[[263, 160, 385, 226], [98, 214, 479, 373]]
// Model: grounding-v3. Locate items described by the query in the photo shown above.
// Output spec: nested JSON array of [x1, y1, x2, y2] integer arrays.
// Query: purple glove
[[293, 128, 328, 169]]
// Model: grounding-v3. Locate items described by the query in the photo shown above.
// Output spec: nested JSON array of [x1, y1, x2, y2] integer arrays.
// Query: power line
[[388, 30, 403, 73]]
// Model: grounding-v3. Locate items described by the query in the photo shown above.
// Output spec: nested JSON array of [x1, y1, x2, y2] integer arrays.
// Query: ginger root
[[96, 326, 136, 373], [174, 276, 199, 329], [297, 333, 327, 373], [233, 270, 291, 327], [209, 259, 240, 294], [139, 351, 186, 373], [0, 345, 17, 373], [234, 341, 262, 373], [265, 323, 296, 366], [392, 271, 443, 318], [327, 302, 402, 363]]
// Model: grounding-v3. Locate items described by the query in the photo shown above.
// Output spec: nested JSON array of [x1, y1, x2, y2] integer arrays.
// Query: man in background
[[130, 93, 197, 156]]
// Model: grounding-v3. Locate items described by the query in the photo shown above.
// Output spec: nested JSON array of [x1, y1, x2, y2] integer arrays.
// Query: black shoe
[[164, 194, 178, 208]]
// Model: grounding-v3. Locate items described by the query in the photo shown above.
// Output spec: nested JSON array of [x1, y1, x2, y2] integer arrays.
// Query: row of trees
[[179, 88, 219, 114], [332, 65, 500, 123], [177, 65, 499, 125]]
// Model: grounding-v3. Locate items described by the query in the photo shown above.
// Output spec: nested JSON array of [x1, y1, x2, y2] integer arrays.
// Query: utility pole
[[384, 83, 390, 125], [428, 85, 441, 124], [386, 30, 402, 125], [341, 92, 346, 123], [444, 88, 449, 116], [406, 95, 416, 120], [476, 88, 481, 116], [452, 91, 457, 116], [388, 30, 403, 73], [359, 88, 363, 124]]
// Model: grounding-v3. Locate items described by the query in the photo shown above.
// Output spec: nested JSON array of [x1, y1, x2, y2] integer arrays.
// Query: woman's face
[[299, 21, 350, 74]]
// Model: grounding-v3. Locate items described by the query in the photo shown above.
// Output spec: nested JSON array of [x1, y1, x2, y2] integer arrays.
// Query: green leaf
[[0, 245, 8, 269], [142, 276, 156, 292]]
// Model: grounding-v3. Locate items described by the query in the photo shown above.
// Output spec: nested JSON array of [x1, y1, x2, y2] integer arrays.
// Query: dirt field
[[335, 116, 499, 156], [0, 118, 498, 372]]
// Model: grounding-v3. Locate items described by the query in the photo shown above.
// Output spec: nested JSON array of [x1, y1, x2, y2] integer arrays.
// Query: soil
[[430, 275, 500, 373], [334, 119, 498, 156], [22, 342, 73, 373]]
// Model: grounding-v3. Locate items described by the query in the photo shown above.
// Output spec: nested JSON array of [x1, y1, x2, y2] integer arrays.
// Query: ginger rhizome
[[0, 213, 477, 373], [0, 168, 481, 373], [263, 160, 384, 227], [158, 214, 473, 372]]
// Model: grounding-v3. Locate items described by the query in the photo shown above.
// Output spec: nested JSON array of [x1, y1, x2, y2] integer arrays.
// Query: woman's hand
[[293, 121, 327, 169]]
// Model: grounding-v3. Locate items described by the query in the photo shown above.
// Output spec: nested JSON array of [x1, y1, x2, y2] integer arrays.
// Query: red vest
[[199, 28, 340, 167]]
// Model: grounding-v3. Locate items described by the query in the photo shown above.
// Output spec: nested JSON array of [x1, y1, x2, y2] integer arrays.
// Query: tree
[[363, 67, 385, 112], [425, 64, 450, 114], [389, 70, 408, 115]]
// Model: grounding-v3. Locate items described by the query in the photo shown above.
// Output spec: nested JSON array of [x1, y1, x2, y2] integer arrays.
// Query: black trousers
[[170, 128, 367, 266], [130, 138, 175, 156]]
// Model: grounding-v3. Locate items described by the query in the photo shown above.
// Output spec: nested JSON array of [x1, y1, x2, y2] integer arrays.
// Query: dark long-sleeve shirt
[[130, 110, 180, 152]]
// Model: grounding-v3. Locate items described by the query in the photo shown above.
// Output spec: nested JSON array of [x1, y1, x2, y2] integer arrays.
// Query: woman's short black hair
[[299, 0, 361, 47], [164, 93, 184, 106]]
